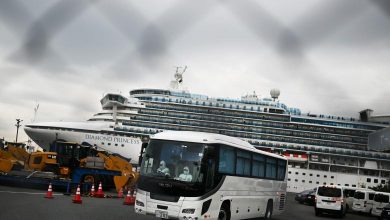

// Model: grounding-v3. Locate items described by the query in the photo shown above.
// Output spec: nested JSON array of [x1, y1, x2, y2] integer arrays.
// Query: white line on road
[[0, 190, 63, 195]]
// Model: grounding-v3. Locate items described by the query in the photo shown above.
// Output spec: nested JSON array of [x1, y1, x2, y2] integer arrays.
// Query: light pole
[[15, 119, 23, 143]]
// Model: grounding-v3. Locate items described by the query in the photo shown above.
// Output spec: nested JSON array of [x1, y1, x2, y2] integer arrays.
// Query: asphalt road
[[0, 185, 377, 220]]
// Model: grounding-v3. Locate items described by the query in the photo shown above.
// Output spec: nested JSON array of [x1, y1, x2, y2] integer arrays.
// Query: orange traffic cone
[[95, 182, 105, 198], [90, 184, 95, 197], [72, 185, 82, 204], [45, 183, 54, 199], [116, 188, 124, 198], [123, 190, 134, 205]]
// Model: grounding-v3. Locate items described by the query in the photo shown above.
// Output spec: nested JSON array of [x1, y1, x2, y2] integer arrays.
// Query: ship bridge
[[100, 93, 127, 108], [100, 93, 128, 124]]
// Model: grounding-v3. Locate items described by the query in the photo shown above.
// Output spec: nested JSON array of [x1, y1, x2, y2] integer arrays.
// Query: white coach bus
[[134, 131, 287, 220]]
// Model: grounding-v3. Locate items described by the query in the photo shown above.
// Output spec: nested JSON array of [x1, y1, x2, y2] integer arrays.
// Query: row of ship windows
[[114, 125, 390, 163], [148, 97, 371, 123], [289, 171, 385, 184], [97, 142, 125, 147], [153, 97, 386, 126], [289, 171, 335, 178], [137, 95, 379, 126], [291, 117, 384, 130], [288, 179, 346, 185], [261, 144, 389, 159], [139, 106, 370, 138], [113, 125, 390, 160], [146, 101, 382, 131], [146, 103, 289, 122], [122, 120, 366, 151], [128, 114, 367, 144], [150, 97, 283, 113], [287, 179, 386, 185]]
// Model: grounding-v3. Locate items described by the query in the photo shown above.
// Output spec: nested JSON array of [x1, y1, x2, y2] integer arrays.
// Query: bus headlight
[[136, 200, 144, 207], [182, 208, 195, 214]]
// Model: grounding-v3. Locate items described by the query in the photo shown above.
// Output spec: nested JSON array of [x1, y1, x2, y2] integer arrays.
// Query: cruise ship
[[24, 71, 390, 192]]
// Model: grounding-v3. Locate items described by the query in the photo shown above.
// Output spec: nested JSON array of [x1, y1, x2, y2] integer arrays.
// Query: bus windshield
[[141, 140, 205, 184]]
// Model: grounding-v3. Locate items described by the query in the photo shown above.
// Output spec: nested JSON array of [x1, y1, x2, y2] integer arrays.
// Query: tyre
[[338, 206, 345, 218], [264, 200, 273, 219], [315, 208, 321, 216], [218, 203, 231, 220], [82, 175, 96, 184]]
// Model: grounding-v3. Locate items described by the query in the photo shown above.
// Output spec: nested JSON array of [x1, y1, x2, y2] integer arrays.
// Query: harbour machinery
[[52, 141, 140, 192], [81, 152, 140, 192], [0, 143, 58, 173], [0, 142, 139, 192]]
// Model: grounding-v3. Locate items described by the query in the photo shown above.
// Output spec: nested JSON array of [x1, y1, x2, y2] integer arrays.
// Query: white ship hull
[[24, 122, 142, 164], [287, 167, 387, 192]]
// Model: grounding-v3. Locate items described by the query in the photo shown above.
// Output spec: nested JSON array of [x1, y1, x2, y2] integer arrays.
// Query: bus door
[[203, 145, 218, 192]]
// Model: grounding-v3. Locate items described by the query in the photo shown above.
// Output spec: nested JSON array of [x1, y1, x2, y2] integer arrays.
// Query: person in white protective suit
[[177, 166, 192, 182], [157, 160, 170, 176]]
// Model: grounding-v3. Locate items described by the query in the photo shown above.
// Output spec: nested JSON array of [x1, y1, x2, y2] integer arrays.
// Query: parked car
[[343, 187, 369, 212], [295, 189, 316, 205], [380, 203, 390, 220], [372, 192, 390, 217], [314, 185, 347, 218], [352, 189, 375, 214], [306, 190, 316, 206]]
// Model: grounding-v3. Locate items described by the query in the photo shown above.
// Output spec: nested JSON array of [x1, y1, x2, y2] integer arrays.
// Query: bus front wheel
[[264, 200, 273, 219], [218, 203, 231, 220]]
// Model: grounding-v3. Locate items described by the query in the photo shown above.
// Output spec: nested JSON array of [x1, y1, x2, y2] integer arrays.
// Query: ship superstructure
[[25, 71, 390, 192]]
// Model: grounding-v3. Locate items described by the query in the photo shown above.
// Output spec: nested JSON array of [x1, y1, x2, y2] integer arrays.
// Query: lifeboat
[[283, 152, 308, 162]]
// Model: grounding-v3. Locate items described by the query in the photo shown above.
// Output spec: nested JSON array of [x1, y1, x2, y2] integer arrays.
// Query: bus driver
[[157, 161, 170, 176]]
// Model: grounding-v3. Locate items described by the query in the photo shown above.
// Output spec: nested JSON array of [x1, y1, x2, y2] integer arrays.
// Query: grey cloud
[[8, 0, 99, 73], [103, 1, 219, 69], [291, 0, 369, 47], [221, 0, 360, 112], [373, 0, 390, 18], [94, 1, 149, 41], [155, 1, 219, 41], [290, 0, 390, 48], [0, 1, 31, 35], [222, 0, 287, 51]]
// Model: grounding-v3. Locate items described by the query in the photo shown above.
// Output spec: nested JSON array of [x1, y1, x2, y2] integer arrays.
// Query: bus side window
[[252, 154, 265, 178], [218, 146, 235, 174], [236, 150, 251, 176], [266, 157, 277, 179]]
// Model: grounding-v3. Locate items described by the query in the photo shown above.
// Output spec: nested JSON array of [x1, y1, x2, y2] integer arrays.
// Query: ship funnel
[[359, 109, 373, 122]]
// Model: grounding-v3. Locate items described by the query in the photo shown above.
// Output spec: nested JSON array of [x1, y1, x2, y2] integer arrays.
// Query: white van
[[351, 189, 376, 214], [314, 185, 347, 217], [343, 187, 366, 212], [371, 192, 390, 217]]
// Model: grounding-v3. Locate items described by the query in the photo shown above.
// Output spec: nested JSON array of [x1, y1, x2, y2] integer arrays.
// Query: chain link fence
[[1, 0, 389, 72]]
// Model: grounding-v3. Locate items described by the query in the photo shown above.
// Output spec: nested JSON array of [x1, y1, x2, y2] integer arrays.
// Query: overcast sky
[[0, 0, 390, 143]]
